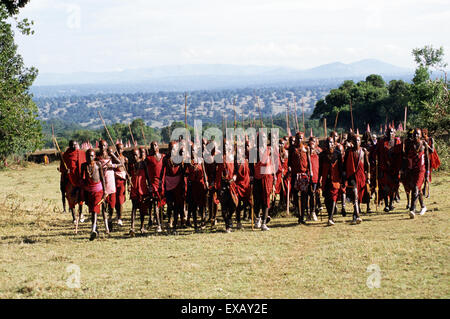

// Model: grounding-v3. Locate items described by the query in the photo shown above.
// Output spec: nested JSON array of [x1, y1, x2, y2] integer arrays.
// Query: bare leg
[[102, 209, 109, 235], [90, 212, 98, 240]]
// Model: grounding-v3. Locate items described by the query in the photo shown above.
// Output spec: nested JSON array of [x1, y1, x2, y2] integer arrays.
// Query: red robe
[[61, 149, 86, 208], [186, 162, 207, 207], [407, 147, 426, 189], [146, 154, 166, 206], [345, 149, 366, 202], [310, 149, 319, 184], [376, 137, 402, 196], [215, 160, 238, 206], [320, 152, 342, 202], [129, 162, 150, 210], [254, 149, 274, 208], [235, 160, 251, 203], [161, 158, 184, 206]]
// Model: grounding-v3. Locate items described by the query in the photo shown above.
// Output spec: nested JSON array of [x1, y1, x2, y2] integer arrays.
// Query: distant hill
[[32, 59, 413, 97]]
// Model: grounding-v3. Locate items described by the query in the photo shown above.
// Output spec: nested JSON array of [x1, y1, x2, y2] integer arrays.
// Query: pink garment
[[99, 158, 116, 195], [115, 170, 127, 180], [85, 181, 103, 193], [165, 175, 181, 191]]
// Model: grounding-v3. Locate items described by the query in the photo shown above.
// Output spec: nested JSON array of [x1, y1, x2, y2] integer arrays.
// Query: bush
[[435, 136, 450, 172]]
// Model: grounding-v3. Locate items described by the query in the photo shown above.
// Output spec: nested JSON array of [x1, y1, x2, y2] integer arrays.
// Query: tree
[[412, 45, 448, 73], [0, 4, 42, 160]]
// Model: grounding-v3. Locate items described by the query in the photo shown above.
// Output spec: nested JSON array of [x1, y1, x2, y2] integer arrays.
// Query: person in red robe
[[253, 132, 276, 231], [215, 139, 238, 233], [422, 128, 440, 197], [406, 128, 428, 219], [146, 141, 165, 233], [204, 140, 219, 226], [288, 132, 311, 224], [186, 143, 208, 232], [161, 141, 185, 232], [376, 127, 403, 212], [319, 137, 344, 226], [330, 131, 348, 216], [234, 143, 251, 229], [81, 149, 107, 240], [113, 142, 128, 227], [344, 133, 370, 225], [274, 139, 289, 210], [361, 130, 376, 213], [60, 140, 86, 224], [128, 148, 152, 235], [307, 136, 320, 221]]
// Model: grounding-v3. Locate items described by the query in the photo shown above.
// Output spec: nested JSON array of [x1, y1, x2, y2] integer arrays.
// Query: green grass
[[0, 162, 449, 298]]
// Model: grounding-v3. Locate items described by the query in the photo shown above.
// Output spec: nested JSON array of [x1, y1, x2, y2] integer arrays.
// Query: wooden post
[[404, 106, 408, 132], [323, 118, 327, 137]]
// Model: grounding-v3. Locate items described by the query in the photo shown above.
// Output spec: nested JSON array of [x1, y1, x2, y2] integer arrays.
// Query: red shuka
[[186, 162, 207, 207], [345, 149, 366, 202], [235, 160, 251, 203]]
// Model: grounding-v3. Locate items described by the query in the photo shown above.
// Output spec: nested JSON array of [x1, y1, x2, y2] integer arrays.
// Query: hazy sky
[[14, 0, 450, 74]]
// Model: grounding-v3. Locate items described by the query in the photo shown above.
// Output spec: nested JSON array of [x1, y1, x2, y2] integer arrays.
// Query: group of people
[[57, 126, 440, 240]]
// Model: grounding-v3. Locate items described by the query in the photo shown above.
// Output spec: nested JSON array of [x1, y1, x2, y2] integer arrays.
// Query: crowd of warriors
[[58, 126, 441, 240]]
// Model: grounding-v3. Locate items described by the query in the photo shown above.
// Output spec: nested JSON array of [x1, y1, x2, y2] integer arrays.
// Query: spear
[[184, 92, 188, 130], [293, 97, 299, 132], [233, 98, 237, 130], [404, 106, 408, 132], [350, 98, 354, 131], [301, 98, 305, 133], [286, 102, 291, 136], [323, 118, 327, 137], [140, 125, 147, 147], [128, 123, 136, 147], [256, 96, 264, 128], [334, 109, 340, 130]]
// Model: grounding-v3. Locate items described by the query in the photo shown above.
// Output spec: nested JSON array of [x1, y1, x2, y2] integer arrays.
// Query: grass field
[[0, 162, 449, 299]]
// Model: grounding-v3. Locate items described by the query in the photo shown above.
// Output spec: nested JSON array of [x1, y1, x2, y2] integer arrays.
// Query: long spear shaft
[[233, 98, 237, 130], [293, 97, 299, 132], [404, 106, 408, 131], [140, 126, 147, 147], [128, 123, 136, 146], [350, 98, 354, 131], [53, 135, 68, 171], [334, 110, 340, 130], [301, 98, 305, 132], [184, 93, 188, 130], [256, 96, 263, 127], [323, 118, 327, 137]]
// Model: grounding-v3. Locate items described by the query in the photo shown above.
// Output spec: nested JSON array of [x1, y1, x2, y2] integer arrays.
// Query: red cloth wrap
[[407, 148, 426, 189], [187, 163, 207, 207], [163, 159, 184, 205], [146, 154, 165, 204], [115, 177, 126, 205], [288, 146, 308, 175], [235, 161, 251, 202], [61, 149, 86, 187], [345, 150, 366, 202], [321, 158, 341, 202]]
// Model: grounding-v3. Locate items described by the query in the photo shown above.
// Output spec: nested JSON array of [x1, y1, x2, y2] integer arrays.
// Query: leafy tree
[[0, 4, 42, 160], [412, 45, 448, 73]]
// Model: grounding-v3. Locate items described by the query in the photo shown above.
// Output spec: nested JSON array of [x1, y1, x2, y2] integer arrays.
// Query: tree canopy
[[0, 4, 42, 160]]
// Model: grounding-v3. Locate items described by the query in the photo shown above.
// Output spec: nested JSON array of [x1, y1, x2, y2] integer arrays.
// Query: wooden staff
[[286, 104, 290, 136], [334, 110, 340, 130], [128, 123, 136, 146], [293, 98, 299, 132], [140, 125, 147, 147], [51, 124, 57, 156], [184, 92, 188, 130], [256, 96, 264, 128], [404, 106, 408, 132], [286, 179, 290, 217], [323, 118, 327, 137], [350, 98, 354, 131], [52, 135, 68, 171], [233, 98, 237, 130], [301, 99, 305, 133]]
